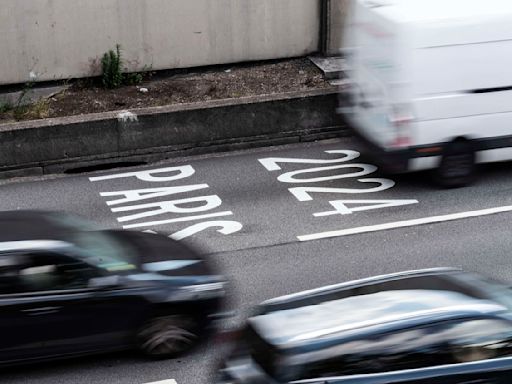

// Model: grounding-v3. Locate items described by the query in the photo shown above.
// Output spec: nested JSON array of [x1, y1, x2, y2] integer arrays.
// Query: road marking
[[90, 165, 243, 239], [298, 205, 512, 241], [122, 211, 234, 229], [144, 380, 177, 384]]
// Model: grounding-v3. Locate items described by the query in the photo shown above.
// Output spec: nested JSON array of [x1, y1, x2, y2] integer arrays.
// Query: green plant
[[0, 101, 11, 114], [124, 72, 143, 86], [10, 77, 37, 120], [127, 64, 156, 85], [15, 79, 35, 109], [12, 99, 49, 121], [141, 64, 155, 80], [101, 44, 124, 89], [101, 45, 154, 89], [30, 99, 50, 119], [12, 105, 28, 120]]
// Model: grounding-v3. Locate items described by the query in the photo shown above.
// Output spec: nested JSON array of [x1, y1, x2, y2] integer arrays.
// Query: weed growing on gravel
[[12, 99, 49, 120], [0, 101, 11, 114], [102, 44, 124, 89], [10, 76, 39, 120], [101, 45, 153, 88], [16, 77, 35, 108], [124, 72, 143, 86]]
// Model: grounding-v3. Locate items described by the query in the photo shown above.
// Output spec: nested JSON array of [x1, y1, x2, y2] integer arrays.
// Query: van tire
[[434, 141, 476, 188]]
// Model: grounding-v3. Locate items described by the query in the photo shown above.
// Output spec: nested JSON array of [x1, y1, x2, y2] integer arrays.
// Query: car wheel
[[433, 140, 476, 188], [137, 315, 199, 358]]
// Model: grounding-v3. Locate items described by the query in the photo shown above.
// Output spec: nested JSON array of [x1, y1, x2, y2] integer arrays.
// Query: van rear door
[[346, 0, 413, 149]]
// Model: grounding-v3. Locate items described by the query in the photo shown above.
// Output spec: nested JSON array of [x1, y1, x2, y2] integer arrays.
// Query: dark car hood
[[105, 230, 215, 277]]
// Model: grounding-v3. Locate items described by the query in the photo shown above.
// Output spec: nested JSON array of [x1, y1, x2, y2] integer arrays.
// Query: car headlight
[[169, 282, 226, 301], [181, 282, 225, 292]]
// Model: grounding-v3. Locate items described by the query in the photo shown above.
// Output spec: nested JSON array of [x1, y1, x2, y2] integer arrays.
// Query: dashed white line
[[298, 205, 512, 242], [144, 380, 177, 384]]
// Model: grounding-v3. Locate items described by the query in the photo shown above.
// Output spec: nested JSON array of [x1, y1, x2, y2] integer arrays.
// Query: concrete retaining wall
[[326, 0, 350, 55], [1, 0, 321, 85], [0, 89, 345, 177]]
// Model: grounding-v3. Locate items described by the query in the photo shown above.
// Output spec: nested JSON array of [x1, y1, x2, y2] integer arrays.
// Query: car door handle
[[21, 306, 62, 315]]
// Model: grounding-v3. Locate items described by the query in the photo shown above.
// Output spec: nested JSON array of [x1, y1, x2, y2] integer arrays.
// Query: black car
[[0, 210, 226, 365], [216, 268, 512, 384]]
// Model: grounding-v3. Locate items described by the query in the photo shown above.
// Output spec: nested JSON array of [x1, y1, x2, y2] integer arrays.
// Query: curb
[[0, 88, 345, 178]]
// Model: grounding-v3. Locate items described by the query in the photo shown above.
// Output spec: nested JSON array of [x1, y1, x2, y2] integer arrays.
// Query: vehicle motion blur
[[0, 210, 226, 364], [217, 268, 512, 383], [342, 0, 512, 187]]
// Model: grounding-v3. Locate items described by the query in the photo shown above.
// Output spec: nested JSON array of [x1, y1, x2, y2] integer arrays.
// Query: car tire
[[433, 140, 476, 188], [137, 315, 199, 358]]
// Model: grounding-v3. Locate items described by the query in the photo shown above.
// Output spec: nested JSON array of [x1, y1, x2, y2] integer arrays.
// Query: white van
[[340, 0, 512, 186]]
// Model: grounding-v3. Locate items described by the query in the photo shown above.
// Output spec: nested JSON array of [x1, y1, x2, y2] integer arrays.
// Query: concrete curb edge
[[0, 88, 345, 178]]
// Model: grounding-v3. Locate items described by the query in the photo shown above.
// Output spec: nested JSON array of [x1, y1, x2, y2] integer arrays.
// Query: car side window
[[299, 326, 450, 379], [0, 254, 25, 294], [298, 318, 512, 380], [448, 319, 512, 363], [15, 252, 100, 293]]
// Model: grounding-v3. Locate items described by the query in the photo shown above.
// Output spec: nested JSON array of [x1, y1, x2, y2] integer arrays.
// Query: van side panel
[[411, 42, 512, 165], [416, 114, 512, 160], [415, 92, 512, 124], [412, 41, 512, 96]]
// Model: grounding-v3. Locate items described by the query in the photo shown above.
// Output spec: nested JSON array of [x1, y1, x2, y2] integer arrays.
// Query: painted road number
[[259, 149, 418, 215]]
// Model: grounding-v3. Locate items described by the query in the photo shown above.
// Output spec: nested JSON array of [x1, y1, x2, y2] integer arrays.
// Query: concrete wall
[[0, 89, 342, 177], [325, 0, 350, 55], [1, 0, 321, 85]]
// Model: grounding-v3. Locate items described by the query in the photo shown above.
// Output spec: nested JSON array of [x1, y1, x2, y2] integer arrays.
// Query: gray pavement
[[1, 138, 512, 383]]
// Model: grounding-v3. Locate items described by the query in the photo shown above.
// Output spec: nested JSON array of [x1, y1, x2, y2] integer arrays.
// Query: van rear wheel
[[434, 141, 476, 188]]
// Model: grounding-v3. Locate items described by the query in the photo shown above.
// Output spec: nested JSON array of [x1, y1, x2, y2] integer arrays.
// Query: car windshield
[[72, 231, 138, 272], [459, 273, 512, 312], [46, 212, 99, 231]]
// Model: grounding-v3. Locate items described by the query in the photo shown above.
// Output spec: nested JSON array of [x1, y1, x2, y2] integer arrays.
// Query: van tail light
[[215, 327, 243, 345], [389, 103, 414, 148]]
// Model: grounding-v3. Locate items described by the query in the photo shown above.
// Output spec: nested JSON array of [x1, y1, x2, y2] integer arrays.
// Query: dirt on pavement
[[0, 58, 335, 124]]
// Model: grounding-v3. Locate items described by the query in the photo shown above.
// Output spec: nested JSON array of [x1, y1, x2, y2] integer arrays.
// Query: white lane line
[[144, 380, 177, 384], [298, 205, 512, 242]]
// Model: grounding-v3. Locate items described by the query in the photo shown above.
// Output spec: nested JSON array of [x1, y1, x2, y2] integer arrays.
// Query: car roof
[[262, 268, 461, 307], [251, 269, 509, 347], [250, 289, 506, 347]]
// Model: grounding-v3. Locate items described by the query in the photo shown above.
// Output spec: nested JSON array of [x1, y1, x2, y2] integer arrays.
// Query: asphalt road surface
[[1, 137, 512, 384]]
